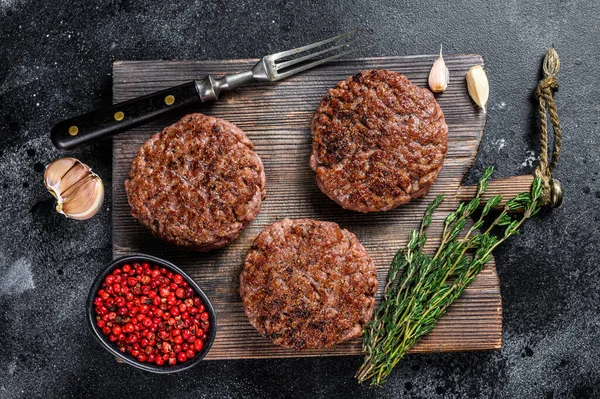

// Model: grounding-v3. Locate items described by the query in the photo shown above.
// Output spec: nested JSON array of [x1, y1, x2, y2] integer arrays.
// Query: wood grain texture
[[112, 55, 503, 360]]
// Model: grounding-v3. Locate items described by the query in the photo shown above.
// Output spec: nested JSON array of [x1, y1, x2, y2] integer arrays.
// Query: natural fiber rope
[[534, 48, 562, 206]]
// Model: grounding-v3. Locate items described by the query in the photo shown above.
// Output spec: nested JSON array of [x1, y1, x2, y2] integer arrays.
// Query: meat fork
[[51, 30, 361, 150]]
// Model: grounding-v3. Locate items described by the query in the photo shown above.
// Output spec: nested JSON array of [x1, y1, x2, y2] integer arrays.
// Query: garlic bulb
[[428, 46, 449, 93], [44, 157, 104, 220], [465, 65, 489, 112]]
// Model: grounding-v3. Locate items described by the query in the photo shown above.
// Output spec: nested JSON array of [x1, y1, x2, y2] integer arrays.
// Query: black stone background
[[0, 1, 599, 398]]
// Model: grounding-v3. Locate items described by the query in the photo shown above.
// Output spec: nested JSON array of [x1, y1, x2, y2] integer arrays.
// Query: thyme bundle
[[356, 167, 543, 386]]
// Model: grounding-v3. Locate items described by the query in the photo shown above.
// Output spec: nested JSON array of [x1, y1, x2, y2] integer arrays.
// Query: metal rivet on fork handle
[[165, 95, 175, 105]]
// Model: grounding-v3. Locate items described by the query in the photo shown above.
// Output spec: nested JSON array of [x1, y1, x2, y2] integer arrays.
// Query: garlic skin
[[428, 47, 449, 93], [465, 65, 489, 112], [44, 157, 104, 220]]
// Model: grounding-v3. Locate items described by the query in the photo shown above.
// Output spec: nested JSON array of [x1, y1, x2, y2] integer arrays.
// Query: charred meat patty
[[310, 70, 448, 212], [125, 113, 266, 251], [239, 218, 378, 349]]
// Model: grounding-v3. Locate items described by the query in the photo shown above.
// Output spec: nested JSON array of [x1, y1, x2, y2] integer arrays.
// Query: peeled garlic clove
[[466, 65, 489, 112], [428, 46, 449, 93], [43, 157, 104, 220], [59, 174, 104, 220]]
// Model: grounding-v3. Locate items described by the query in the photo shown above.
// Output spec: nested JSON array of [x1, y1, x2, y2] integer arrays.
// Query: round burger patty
[[310, 70, 448, 213], [239, 218, 378, 349], [125, 113, 266, 251]]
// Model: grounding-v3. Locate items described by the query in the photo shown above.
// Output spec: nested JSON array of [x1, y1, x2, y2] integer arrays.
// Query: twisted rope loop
[[534, 48, 563, 207]]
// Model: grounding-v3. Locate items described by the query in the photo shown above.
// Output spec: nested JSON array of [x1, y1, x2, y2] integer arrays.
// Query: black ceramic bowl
[[87, 254, 217, 373]]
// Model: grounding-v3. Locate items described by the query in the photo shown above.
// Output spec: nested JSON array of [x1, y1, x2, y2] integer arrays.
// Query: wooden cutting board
[[112, 55, 504, 360]]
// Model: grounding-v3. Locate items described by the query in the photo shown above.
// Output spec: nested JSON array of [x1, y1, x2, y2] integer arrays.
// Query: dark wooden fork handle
[[51, 81, 201, 150]]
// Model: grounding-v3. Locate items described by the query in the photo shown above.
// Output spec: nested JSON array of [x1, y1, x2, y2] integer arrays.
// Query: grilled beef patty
[[310, 70, 448, 213], [125, 113, 266, 251], [239, 218, 378, 349]]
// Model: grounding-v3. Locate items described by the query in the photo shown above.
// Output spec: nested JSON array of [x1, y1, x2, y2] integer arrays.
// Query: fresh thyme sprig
[[356, 167, 543, 386]]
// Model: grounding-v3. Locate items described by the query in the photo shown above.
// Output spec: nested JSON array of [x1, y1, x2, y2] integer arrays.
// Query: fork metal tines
[[261, 29, 362, 81], [197, 29, 361, 102]]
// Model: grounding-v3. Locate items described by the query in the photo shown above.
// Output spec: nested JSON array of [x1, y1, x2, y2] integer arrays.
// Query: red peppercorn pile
[[93, 262, 210, 366]]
